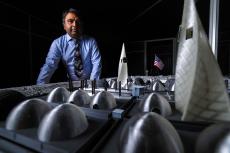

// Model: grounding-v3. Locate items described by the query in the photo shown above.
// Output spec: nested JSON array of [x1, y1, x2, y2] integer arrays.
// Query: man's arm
[[90, 39, 102, 80], [36, 41, 62, 84]]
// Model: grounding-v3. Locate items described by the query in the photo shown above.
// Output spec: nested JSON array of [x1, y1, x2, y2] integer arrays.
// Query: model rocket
[[117, 43, 128, 89]]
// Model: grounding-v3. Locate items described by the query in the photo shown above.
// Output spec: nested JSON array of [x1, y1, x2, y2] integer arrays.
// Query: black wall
[[0, 0, 229, 88]]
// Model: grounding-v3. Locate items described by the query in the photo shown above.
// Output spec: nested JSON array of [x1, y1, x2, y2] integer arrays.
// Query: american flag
[[154, 55, 164, 70]]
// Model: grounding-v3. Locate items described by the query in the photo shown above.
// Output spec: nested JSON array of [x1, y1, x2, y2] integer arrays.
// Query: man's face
[[63, 12, 81, 38]]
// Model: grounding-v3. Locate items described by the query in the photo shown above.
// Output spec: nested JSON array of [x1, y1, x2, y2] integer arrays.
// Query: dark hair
[[62, 8, 80, 25]]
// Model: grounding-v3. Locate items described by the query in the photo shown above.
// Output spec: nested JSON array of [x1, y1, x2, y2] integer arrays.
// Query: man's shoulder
[[82, 35, 96, 42], [52, 34, 68, 45], [54, 34, 67, 42]]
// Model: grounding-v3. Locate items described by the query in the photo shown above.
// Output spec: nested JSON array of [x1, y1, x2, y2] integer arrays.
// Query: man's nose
[[73, 20, 80, 26]]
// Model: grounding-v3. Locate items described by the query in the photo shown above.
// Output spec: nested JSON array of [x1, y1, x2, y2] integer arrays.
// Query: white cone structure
[[117, 43, 128, 89], [175, 0, 230, 122]]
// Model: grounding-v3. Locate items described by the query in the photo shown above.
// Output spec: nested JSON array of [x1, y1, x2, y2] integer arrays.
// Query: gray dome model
[[67, 89, 91, 106], [165, 78, 175, 91], [119, 112, 184, 153], [134, 77, 145, 86], [0, 90, 26, 121], [90, 91, 116, 110], [151, 80, 165, 91], [46, 87, 70, 103], [138, 93, 172, 117], [6, 98, 52, 130], [109, 79, 117, 89], [196, 123, 230, 153], [38, 103, 88, 142]]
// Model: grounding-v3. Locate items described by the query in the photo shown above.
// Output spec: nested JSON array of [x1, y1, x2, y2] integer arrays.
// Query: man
[[37, 8, 101, 84]]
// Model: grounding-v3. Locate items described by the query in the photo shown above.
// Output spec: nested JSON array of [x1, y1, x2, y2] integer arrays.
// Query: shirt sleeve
[[36, 40, 62, 84], [90, 39, 102, 80]]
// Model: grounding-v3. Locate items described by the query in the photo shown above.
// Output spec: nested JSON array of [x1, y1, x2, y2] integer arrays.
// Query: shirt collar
[[66, 33, 72, 42], [66, 33, 82, 43]]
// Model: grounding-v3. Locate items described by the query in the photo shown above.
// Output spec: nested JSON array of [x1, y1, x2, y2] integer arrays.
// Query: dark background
[[0, 0, 229, 88]]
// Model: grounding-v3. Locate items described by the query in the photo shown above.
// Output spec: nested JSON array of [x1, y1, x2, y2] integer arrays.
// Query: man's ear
[[63, 25, 66, 31]]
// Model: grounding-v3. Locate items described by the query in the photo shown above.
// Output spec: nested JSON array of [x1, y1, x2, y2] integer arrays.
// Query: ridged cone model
[[175, 0, 230, 122]]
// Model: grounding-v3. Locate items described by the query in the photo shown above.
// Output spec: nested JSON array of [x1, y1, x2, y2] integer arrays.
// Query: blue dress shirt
[[37, 34, 102, 84]]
